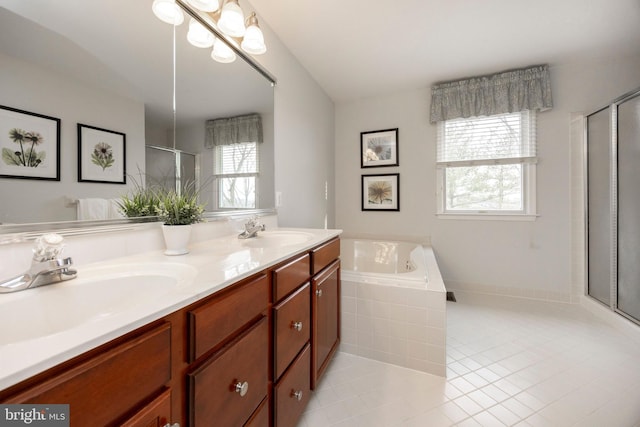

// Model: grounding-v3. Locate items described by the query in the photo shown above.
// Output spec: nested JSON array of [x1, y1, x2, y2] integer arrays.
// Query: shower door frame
[[584, 87, 640, 326]]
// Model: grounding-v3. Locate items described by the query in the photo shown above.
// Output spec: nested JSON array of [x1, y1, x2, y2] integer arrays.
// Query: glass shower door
[[586, 108, 612, 306], [616, 93, 640, 322]]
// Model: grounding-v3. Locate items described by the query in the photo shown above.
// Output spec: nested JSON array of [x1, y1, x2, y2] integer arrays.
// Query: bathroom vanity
[[0, 229, 341, 427]]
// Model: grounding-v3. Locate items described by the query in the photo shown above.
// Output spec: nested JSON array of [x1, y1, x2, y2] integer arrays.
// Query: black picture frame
[[0, 105, 60, 181], [360, 128, 399, 168], [78, 123, 126, 184], [362, 173, 400, 211]]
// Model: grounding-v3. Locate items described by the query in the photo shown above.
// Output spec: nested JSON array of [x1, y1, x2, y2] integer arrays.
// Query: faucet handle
[[33, 233, 65, 262]]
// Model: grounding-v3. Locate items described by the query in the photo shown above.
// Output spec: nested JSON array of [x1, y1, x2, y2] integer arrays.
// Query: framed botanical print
[[78, 123, 126, 184], [0, 105, 60, 181], [361, 128, 398, 168], [362, 173, 400, 211]]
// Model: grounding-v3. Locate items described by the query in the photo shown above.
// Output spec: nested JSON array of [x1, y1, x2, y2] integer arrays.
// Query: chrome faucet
[[0, 234, 77, 293], [238, 217, 266, 239]]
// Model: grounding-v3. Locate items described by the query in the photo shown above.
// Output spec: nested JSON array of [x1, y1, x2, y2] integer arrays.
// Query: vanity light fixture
[[241, 12, 266, 55], [211, 37, 237, 63], [185, 0, 219, 12], [217, 0, 246, 38], [187, 18, 215, 48], [152, 0, 267, 63], [152, 0, 185, 25]]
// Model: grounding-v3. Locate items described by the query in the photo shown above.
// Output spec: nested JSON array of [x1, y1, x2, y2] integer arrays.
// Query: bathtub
[[340, 238, 447, 376]]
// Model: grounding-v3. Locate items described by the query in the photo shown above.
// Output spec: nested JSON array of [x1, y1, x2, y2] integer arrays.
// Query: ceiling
[[249, 0, 640, 103]]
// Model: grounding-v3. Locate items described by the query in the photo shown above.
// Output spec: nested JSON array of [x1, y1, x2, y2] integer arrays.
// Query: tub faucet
[[238, 217, 265, 239], [0, 233, 77, 293]]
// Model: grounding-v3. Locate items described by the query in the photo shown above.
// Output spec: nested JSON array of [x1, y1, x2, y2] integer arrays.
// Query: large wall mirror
[[0, 0, 275, 234]]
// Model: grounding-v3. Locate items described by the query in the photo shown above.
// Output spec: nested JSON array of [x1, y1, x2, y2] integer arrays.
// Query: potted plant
[[155, 188, 204, 255]]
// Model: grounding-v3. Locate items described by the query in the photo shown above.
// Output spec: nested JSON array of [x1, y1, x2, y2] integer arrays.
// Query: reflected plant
[[91, 142, 114, 171], [2, 128, 46, 167]]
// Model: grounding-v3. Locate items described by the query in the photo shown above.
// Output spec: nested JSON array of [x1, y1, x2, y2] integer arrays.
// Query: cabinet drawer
[[3, 323, 171, 427], [274, 282, 310, 380], [273, 253, 310, 301], [188, 317, 268, 427], [274, 344, 311, 427], [188, 273, 268, 361], [245, 397, 269, 427], [120, 388, 171, 427], [311, 238, 340, 275]]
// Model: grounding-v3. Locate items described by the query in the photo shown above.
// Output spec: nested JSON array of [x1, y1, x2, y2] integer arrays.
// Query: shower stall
[[145, 145, 198, 195], [586, 87, 640, 325]]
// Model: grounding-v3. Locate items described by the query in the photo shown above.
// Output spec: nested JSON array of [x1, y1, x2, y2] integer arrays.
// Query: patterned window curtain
[[205, 113, 263, 148], [430, 64, 553, 123]]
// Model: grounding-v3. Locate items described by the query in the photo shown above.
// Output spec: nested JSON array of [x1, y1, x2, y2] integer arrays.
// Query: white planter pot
[[162, 224, 192, 255]]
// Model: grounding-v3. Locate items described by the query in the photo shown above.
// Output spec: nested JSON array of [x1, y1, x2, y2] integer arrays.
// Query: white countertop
[[0, 227, 341, 391]]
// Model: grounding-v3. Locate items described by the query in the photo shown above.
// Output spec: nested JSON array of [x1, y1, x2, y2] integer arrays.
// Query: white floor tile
[[305, 291, 640, 427]]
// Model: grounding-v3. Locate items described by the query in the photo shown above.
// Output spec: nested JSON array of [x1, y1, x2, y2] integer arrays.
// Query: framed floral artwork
[[78, 123, 126, 184], [362, 173, 399, 211], [0, 105, 60, 181], [361, 128, 398, 168]]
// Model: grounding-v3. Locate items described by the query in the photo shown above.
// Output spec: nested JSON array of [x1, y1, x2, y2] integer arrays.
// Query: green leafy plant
[[117, 188, 160, 218], [155, 188, 204, 226]]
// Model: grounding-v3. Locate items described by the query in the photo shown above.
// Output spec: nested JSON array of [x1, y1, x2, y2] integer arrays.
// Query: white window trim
[[435, 112, 538, 220]]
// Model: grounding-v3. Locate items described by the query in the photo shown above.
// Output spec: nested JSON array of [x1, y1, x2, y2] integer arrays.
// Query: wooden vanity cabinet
[[185, 273, 270, 427], [0, 236, 341, 427], [0, 322, 173, 427], [311, 238, 341, 390]]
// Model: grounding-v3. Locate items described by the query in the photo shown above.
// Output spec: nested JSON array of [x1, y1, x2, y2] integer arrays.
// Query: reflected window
[[214, 141, 259, 208]]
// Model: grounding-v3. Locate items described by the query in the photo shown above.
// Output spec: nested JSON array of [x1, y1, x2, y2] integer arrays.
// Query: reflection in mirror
[[0, 0, 274, 232]]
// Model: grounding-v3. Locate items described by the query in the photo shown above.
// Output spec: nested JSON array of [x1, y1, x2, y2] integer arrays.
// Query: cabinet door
[[311, 260, 340, 389]]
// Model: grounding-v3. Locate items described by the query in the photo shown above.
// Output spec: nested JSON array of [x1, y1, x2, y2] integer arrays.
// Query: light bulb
[[152, 0, 184, 25], [211, 38, 236, 63], [185, 0, 219, 12], [187, 18, 215, 48], [241, 13, 266, 55], [218, 0, 245, 38]]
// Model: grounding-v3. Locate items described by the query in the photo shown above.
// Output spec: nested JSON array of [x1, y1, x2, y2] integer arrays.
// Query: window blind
[[214, 142, 258, 176], [437, 111, 536, 167]]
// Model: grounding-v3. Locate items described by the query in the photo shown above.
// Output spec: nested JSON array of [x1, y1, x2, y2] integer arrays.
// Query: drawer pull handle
[[291, 321, 303, 332], [316, 289, 323, 297], [234, 381, 249, 397], [291, 390, 303, 401], [163, 424, 180, 427]]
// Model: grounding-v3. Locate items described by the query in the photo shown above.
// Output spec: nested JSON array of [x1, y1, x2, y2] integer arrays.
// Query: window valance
[[430, 64, 553, 123], [205, 113, 263, 148]]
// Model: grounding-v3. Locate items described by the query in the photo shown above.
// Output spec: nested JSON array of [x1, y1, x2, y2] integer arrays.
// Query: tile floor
[[300, 291, 640, 426]]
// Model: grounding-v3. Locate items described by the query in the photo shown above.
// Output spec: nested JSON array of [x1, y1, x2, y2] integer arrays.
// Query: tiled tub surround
[[340, 239, 447, 376], [0, 215, 342, 389]]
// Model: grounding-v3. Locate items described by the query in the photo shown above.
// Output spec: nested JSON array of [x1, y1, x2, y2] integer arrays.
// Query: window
[[436, 110, 537, 217], [214, 142, 259, 208]]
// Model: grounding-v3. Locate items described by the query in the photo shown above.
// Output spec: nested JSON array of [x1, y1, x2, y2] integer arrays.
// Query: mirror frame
[[0, 1, 278, 239]]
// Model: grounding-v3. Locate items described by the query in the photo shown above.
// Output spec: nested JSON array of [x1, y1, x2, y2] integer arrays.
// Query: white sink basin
[[241, 230, 315, 248], [0, 263, 196, 345]]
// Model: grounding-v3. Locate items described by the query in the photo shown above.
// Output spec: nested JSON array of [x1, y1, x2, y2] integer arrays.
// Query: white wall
[[0, 52, 145, 224], [251, 11, 336, 229], [335, 54, 640, 302]]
